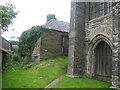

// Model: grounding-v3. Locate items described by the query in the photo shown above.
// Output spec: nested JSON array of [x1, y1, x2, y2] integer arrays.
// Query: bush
[[4, 50, 13, 63], [3, 50, 30, 70], [12, 54, 20, 62], [7, 50, 20, 62]]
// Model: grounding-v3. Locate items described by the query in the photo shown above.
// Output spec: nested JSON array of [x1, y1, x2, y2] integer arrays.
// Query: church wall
[[86, 14, 113, 78], [86, 14, 113, 42], [67, 2, 86, 76], [67, 1, 120, 89], [112, 2, 120, 88]]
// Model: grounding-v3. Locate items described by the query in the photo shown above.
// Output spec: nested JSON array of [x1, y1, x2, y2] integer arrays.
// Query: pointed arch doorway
[[94, 41, 112, 81]]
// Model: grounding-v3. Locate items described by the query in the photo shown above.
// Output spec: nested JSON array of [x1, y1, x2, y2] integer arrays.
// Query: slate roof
[[42, 19, 70, 32]]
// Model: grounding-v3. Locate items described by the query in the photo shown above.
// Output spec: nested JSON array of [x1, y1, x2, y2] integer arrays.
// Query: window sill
[[89, 14, 112, 23]]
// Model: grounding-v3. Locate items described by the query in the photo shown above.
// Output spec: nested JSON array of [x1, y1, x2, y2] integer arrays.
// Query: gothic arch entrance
[[94, 41, 112, 81]]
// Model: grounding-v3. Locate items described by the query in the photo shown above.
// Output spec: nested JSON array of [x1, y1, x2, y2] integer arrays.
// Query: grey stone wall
[[0, 49, 1, 89], [86, 2, 120, 89], [86, 14, 113, 42], [32, 37, 41, 62], [86, 14, 113, 78], [67, 1, 120, 89], [40, 30, 69, 60], [112, 2, 120, 89], [0, 36, 1, 89], [67, 2, 86, 77], [0, 36, 2, 64]]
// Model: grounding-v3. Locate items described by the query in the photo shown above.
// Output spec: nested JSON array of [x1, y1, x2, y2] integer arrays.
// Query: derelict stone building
[[32, 19, 69, 62], [67, 1, 120, 89]]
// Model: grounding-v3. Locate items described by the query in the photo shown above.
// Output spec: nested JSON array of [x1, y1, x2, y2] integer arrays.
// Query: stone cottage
[[67, 1, 120, 89], [32, 19, 69, 62]]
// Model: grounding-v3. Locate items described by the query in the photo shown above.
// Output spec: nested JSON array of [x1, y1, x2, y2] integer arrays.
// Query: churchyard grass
[[3, 56, 112, 88], [54, 76, 112, 88], [2, 56, 68, 88]]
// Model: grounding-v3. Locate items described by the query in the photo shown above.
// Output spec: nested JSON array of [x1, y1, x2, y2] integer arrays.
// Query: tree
[[47, 14, 57, 22], [9, 40, 19, 45], [0, 3, 18, 34]]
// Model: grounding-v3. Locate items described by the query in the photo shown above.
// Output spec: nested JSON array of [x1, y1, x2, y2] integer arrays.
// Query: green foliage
[[0, 3, 18, 33], [4, 50, 20, 63], [9, 40, 19, 45], [18, 26, 49, 57], [3, 50, 31, 71], [47, 14, 57, 22], [12, 54, 20, 61]]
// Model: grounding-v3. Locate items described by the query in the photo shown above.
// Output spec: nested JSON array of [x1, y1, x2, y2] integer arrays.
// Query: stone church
[[67, 1, 120, 89]]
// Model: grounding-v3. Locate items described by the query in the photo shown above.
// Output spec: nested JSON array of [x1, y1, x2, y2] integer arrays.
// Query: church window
[[107, 0, 112, 14], [100, 0, 104, 16], [90, 0, 112, 20]]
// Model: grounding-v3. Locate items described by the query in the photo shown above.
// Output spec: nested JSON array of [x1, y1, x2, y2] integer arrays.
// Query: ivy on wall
[[18, 26, 50, 58]]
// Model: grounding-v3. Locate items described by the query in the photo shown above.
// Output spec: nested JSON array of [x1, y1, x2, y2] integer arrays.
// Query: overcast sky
[[1, 0, 71, 41]]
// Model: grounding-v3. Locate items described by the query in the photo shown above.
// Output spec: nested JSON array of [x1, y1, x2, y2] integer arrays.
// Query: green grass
[[54, 76, 112, 88], [2, 56, 68, 88], [2, 56, 112, 88]]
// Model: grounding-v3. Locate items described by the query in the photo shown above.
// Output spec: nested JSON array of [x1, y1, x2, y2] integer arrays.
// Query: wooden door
[[94, 41, 112, 81]]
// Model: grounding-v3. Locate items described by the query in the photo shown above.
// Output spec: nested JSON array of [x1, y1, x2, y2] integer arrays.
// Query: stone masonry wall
[[85, 2, 120, 89], [67, 2, 86, 77], [32, 37, 41, 62], [112, 2, 120, 89], [86, 14, 113, 42], [86, 14, 113, 77], [40, 30, 69, 60]]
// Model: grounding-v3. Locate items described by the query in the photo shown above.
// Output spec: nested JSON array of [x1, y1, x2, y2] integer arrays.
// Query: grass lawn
[[2, 56, 113, 88], [2, 56, 68, 88], [54, 76, 112, 88]]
